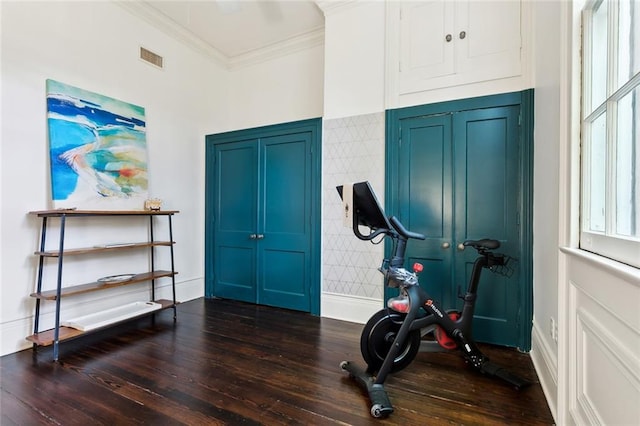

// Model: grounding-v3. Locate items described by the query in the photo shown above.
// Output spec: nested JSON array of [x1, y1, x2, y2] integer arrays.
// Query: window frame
[[580, 0, 640, 268]]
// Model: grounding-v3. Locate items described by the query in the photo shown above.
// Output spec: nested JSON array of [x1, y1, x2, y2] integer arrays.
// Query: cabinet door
[[397, 0, 522, 94], [399, 1, 455, 85], [455, 0, 522, 81]]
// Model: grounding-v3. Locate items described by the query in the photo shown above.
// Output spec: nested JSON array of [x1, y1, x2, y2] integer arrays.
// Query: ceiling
[[137, 0, 325, 64]]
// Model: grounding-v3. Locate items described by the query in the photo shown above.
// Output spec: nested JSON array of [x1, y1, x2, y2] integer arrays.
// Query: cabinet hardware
[[445, 34, 452, 42], [459, 31, 466, 39]]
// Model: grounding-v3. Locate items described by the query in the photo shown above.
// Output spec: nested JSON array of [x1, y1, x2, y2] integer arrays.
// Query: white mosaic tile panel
[[322, 112, 387, 299]]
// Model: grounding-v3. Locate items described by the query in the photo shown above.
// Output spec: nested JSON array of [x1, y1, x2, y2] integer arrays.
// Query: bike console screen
[[336, 181, 392, 237]]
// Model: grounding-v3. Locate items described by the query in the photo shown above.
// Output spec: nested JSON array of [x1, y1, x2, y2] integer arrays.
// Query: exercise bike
[[337, 181, 530, 419]]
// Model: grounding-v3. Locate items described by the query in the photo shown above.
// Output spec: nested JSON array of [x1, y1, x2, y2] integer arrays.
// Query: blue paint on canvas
[[46, 80, 148, 207]]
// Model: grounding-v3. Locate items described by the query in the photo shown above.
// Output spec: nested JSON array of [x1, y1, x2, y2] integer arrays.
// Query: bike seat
[[463, 239, 500, 250]]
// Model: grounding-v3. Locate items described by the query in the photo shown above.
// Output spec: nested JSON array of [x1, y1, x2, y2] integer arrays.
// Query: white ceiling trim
[[114, 1, 228, 67], [115, 1, 324, 71], [316, 0, 359, 16], [228, 28, 324, 70]]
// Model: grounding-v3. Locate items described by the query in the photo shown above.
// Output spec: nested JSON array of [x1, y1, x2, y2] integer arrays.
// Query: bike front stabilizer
[[340, 361, 394, 418]]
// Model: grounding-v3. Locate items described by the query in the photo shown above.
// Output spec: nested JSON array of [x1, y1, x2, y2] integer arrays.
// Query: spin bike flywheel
[[360, 309, 421, 373]]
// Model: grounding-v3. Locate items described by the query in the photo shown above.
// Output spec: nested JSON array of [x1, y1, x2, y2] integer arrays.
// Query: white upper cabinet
[[397, 0, 522, 94]]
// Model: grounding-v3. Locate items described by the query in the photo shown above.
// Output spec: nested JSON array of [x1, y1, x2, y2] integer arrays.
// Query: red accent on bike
[[435, 312, 461, 350], [389, 299, 410, 313], [413, 262, 423, 273]]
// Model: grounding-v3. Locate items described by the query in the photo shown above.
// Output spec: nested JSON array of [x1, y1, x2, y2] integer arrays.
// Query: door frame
[[205, 118, 322, 315], [385, 90, 534, 350]]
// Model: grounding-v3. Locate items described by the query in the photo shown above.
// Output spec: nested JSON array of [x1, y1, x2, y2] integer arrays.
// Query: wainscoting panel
[[564, 249, 640, 426]]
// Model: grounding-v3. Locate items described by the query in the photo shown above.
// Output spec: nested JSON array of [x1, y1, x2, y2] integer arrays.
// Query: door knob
[[256, 234, 265, 240], [249, 234, 257, 240], [441, 242, 451, 249], [445, 34, 452, 42], [459, 31, 466, 39], [457, 243, 465, 251]]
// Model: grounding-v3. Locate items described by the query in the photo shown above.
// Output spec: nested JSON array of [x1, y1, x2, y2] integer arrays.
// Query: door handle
[[249, 234, 257, 240], [442, 242, 451, 249], [457, 243, 465, 251], [256, 234, 264, 240]]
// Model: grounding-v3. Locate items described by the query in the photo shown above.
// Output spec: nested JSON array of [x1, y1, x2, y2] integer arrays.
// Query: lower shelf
[[62, 301, 162, 331], [26, 299, 176, 347]]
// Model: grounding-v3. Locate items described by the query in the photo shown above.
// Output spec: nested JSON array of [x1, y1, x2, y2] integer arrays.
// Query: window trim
[[580, 0, 640, 268]]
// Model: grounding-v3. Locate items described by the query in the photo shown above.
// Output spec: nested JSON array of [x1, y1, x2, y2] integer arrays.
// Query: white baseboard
[[530, 320, 558, 423], [321, 292, 383, 324], [0, 277, 204, 357], [0, 317, 33, 357]]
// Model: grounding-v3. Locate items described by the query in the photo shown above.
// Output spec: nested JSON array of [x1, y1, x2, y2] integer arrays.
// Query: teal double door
[[387, 91, 533, 349], [205, 119, 321, 314]]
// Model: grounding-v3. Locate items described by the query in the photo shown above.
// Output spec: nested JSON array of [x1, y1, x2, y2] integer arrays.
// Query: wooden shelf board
[[30, 271, 178, 300], [26, 300, 177, 346], [35, 241, 175, 257], [29, 210, 179, 217]]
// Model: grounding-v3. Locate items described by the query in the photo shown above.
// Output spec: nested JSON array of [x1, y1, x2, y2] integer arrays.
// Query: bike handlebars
[[389, 216, 426, 241]]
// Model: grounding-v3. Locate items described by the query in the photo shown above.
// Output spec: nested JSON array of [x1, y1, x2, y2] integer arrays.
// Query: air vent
[[140, 47, 163, 69]]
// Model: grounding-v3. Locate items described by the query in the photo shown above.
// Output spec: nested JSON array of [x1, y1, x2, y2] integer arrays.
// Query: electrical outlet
[[549, 317, 558, 343]]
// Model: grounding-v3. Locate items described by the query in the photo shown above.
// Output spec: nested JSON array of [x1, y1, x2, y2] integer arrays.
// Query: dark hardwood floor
[[1, 298, 554, 425]]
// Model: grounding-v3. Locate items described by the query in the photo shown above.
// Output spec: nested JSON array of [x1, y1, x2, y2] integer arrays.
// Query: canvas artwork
[[46, 79, 148, 210]]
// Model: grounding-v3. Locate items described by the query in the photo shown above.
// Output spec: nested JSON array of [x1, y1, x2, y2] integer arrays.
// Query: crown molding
[[115, 1, 325, 71], [228, 28, 325, 70], [114, 1, 228, 67], [315, 0, 361, 16]]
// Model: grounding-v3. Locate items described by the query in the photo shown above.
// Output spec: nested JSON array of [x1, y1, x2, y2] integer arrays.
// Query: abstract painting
[[46, 79, 148, 210]]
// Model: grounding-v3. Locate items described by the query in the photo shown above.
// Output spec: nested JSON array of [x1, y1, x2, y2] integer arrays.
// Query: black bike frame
[[375, 252, 494, 385]]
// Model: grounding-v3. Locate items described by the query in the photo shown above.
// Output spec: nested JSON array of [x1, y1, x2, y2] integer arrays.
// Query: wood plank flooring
[[1, 298, 554, 425]]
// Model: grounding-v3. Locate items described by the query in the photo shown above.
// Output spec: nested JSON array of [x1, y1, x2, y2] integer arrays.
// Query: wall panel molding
[[564, 250, 640, 426]]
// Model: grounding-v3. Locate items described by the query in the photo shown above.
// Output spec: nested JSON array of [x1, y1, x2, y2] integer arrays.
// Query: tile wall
[[321, 112, 387, 299]]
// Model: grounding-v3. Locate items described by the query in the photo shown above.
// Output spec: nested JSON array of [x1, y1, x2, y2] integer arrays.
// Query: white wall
[[0, 0, 327, 357], [225, 44, 325, 131], [529, 0, 562, 415], [322, 1, 386, 119], [319, 1, 388, 321], [0, 1, 226, 356]]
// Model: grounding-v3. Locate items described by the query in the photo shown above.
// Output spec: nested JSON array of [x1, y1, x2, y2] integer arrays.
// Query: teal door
[[210, 140, 258, 304], [387, 91, 533, 349], [205, 119, 321, 314], [258, 133, 312, 311], [452, 106, 521, 346], [397, 115, 454, 307]]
